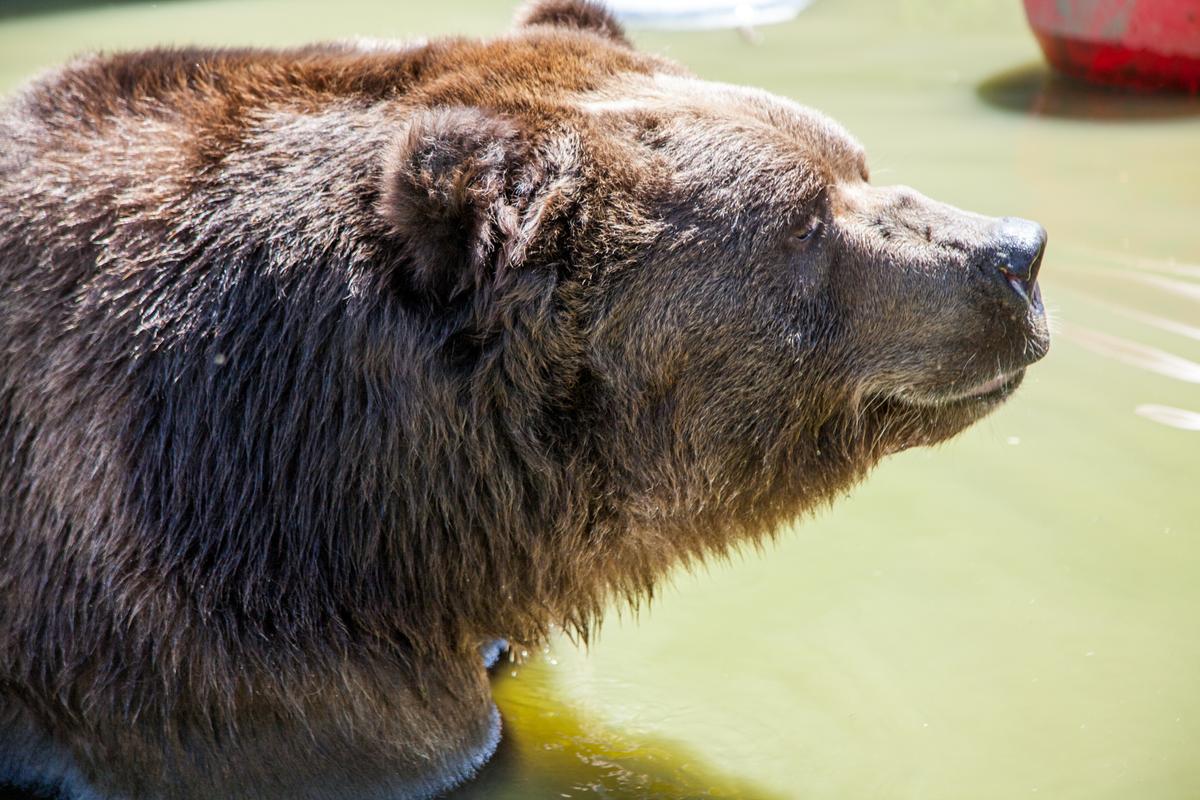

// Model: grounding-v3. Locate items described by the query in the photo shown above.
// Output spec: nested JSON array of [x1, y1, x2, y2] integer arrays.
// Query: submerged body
[[0, 1, 1049, 797]]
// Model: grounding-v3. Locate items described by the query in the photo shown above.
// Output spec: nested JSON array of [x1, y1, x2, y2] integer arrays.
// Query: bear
[[0, 1, 1050, 798]]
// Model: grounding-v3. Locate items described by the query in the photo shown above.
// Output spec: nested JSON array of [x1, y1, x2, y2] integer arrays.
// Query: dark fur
[[0, 2, 1049, 798]]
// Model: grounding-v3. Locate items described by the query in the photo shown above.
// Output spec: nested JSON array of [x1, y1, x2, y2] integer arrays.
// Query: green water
[[2, 1, 1198, 798]]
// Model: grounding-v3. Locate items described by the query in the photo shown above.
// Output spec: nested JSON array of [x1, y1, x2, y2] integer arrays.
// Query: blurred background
[[2, 1, 1198, 798]]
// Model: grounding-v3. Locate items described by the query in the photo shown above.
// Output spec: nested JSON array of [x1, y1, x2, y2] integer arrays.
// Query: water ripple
[[1135, 405, 1200, 432], [1070, 293, 1200, 343], [1061, 324, 1200, 384]]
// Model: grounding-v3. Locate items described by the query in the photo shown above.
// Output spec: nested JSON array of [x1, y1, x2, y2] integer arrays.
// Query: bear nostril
[[1000, 265, 1033, 304], [988, 217, 1047, 309]]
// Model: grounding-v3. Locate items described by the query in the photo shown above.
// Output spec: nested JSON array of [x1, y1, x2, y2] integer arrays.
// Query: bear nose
[[985, 217, 1046, 309]]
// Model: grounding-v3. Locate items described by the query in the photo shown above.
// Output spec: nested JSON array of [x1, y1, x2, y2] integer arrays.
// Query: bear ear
[[379, 107, 581, 301], [514, 0, 631, 47], [379, 107, 531, 301]]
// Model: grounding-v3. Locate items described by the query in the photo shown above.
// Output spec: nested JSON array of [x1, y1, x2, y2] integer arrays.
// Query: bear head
[[374, 0, 1050, 586]]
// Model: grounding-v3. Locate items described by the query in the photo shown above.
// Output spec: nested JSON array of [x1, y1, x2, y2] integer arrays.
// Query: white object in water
[[604, 0, 812, 30]]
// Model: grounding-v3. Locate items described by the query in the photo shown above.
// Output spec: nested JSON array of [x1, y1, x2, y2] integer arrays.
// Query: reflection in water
[[1124, 272, 1200, 304], [1065, 244, 1200, 280], [1117, 258, 1200, 281], [1059, 264, 1200, 304], [976, 62, 1200, 120], [0, 661, 778, 800], [0, 0, 181, 19], [448, 661, 782, 800], [1135, 404, 1200, 432], [1069, 292, 1200, 343], [1060, 324, 1200, 384]]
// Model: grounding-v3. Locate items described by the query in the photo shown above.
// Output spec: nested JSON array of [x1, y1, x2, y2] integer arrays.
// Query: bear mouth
[[894, 369, 1025, 408]]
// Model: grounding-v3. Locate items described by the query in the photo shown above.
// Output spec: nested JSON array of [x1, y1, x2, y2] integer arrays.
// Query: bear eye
[[789, 217, 823, 245]]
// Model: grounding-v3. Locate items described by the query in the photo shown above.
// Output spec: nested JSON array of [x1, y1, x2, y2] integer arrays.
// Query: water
[[2, 1, 1197, 798]]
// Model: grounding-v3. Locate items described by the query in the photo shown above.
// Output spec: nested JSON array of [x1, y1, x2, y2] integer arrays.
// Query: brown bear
[[0, 1, 1050, 798]]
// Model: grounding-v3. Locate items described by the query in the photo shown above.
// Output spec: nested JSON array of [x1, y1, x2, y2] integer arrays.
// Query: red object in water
[[1023, 0, 1200, 92]]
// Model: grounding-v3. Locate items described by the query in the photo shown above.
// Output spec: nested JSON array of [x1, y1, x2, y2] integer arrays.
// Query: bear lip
[[960, 370, 1018, 398], [895, 369, 1025, 408]]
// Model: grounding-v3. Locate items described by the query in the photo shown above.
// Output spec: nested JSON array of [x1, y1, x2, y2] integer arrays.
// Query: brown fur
[[0, 2, 1049, 798]]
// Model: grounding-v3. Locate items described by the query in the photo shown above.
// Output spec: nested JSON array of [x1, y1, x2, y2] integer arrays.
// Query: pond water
[[2, 1, 1197, 798]]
